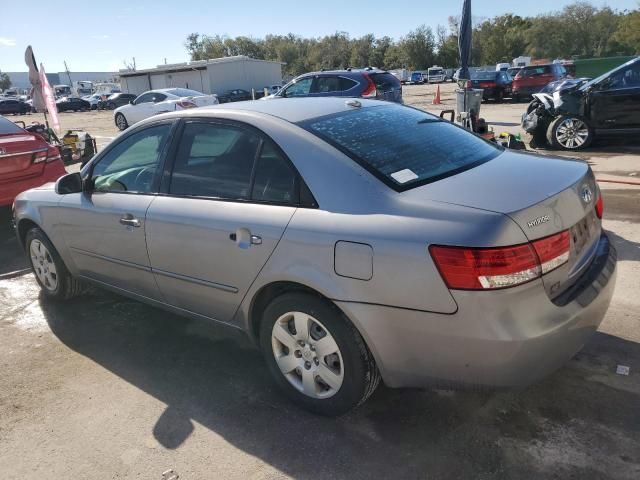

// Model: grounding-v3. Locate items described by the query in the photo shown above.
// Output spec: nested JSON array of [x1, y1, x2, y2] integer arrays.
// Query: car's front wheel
[[260, 292, 380, 416], [546, 115, 593, 150], [25, 227, 84, 300], [115, 112, 128, 131]]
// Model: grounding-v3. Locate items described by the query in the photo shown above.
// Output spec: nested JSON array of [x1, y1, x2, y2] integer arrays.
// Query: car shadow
[[39, 287, 640, 479]]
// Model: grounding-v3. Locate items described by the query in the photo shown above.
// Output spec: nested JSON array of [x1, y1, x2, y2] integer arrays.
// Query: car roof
[[169, 97, 386, 124], [300, 68, 387, 76]]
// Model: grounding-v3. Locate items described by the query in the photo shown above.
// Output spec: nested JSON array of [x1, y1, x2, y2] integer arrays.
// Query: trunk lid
[[0, 133, 48, 182], [403, 150, 601, 298]]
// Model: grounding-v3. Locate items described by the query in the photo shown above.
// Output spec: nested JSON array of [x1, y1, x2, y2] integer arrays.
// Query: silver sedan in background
[[13, 98, 616, 416]]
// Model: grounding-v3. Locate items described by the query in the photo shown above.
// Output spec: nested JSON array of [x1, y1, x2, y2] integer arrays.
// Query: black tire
[[115, 112, 128, 131], [495, 89, 504, 103], [259, 292, 380, 416], [108, 102, 116, 110], [546, 115, 593, 150], [25, 227, 84, 301]]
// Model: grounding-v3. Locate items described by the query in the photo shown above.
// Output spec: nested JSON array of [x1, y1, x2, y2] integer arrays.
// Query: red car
[[512, 63, 569, 101], [0, 116, 66, 207]]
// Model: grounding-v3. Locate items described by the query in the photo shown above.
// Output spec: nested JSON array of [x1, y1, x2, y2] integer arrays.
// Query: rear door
[[57, 121, 175, 299], [145, 119, 299, 324]]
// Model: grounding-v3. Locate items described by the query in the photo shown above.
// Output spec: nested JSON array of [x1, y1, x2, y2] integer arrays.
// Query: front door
[[145, 120, 299, 323], [57, 122, 174, 300], [590, 61, 640, 130]]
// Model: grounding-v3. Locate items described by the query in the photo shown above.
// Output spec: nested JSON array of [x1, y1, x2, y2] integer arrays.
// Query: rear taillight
[[595, 192, 604, 219], [177, 100, 197, 109], [33, 147, 62, 164], [531, 231, 570, 274], [479, 82, 496, 88], [429, 231, 570, 290], [361, 73, 377, 98]]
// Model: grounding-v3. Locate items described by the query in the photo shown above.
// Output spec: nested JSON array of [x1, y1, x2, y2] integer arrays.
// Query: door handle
[[120, 214, 141, 228], [229, 228, 261, 248]]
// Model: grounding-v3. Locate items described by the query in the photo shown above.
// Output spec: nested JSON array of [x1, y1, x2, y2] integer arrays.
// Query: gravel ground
[[1, 88, 639, 479]]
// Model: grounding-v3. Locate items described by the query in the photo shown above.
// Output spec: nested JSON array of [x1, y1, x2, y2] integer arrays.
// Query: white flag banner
[[39, 64, 61, 135]]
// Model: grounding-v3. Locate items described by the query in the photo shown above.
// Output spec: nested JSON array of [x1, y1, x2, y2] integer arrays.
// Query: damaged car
[[522, 57, 640, 150]]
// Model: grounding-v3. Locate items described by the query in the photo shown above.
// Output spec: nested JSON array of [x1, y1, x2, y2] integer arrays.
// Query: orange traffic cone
[[432, 84, 442, 105]]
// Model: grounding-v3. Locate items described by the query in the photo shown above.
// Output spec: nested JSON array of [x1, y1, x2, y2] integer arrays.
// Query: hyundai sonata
[[13, 98, 616, 415]]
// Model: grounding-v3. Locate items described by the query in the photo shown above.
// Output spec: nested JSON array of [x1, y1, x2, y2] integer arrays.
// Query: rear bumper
[[0, 161, 66, 207], [337, 233, 616, 389]]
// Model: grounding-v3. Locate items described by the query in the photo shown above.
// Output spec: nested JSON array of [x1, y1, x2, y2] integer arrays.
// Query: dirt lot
[[1, 87, 639, 479]]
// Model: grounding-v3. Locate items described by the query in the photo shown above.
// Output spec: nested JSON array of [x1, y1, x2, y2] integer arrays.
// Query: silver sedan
[[13, 98, 616, 416]]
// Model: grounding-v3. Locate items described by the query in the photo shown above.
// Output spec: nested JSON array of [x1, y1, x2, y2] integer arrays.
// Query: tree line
[[185, 2, 640, 77]]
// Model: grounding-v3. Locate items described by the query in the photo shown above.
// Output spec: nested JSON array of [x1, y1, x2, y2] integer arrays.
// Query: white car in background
[[113, 88, 218, 130], [83, 93, 104, 110]]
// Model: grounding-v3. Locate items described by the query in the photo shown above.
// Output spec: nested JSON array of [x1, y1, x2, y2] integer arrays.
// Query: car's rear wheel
[[546, 115, 593, 150], [25, 227, 84, 300], [115, 112, 128, 131], [260, 292, 380, 416], [108, 102, 116, 110]]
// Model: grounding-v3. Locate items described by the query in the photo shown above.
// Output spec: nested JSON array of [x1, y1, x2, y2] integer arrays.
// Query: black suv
[[274, 68, 403, 103], [522, 57, 640, 150]]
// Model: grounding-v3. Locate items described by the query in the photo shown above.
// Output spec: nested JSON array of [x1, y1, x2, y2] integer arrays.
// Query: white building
[[119, 56, 284, 96]]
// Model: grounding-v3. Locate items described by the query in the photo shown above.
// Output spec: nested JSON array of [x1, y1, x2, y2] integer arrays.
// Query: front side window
[[608, 63, 640, 89], [283, 77, 313, 97], [169, 123, 260, 199], [91, 124, 171, 193], [134, 93, 154, 104], [303, 104, 501, 191]]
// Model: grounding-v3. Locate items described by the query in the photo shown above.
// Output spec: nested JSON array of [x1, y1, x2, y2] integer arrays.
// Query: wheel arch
[[247, 280, 329, 342], [16, 217, 40, 249]]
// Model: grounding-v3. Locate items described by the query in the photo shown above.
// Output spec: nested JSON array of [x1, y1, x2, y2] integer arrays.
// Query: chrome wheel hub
[[271, 311, 344, 399], [29, 239, 58, 291], [556, 118, 589, 149]]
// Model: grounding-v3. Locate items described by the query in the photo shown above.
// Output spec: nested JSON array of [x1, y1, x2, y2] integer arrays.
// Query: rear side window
[[170, 123, 260, 200], [369, 73, 400, 91], [313, 77, 343, 93], [252, 141, 297, 203], [302, 104, 500, 191]]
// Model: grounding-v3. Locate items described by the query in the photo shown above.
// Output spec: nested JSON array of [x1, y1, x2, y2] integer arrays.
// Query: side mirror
[[129, 99, 134, 105], [55, 172, 83, 194]]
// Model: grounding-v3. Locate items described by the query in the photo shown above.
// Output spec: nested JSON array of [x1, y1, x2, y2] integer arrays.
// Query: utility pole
[[64, 60, 76, 96]]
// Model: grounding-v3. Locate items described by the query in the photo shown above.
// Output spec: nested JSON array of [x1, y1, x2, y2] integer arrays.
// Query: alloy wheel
[[116, 114, 127, 130], [30, 239, 58, 291], [271, 311, 344, 399], [555, 118, 589, 149]]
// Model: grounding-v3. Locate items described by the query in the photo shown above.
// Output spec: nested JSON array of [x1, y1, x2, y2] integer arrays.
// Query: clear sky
[[0, 0, 636, 72]]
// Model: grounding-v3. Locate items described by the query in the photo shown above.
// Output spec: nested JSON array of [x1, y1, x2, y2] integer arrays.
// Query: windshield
[[302, 104, 501, 191], [167, 88, 205, 97]]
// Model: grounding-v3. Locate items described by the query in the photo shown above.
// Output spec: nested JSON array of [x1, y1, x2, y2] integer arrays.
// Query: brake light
[[595, 192, 604, 219], [33, 147, 62, 164], [361, 73, 377, 98], [531, 231, 570, 274], [177, 100, 197, 109], [429, 231, 570, 290]]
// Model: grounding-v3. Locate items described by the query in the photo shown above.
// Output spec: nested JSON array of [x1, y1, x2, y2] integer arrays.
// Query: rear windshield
[[302, 104, 500, 191], [471, 71, 497, 80], [519, 65, 551, 77], [0, 117, 25, 135]]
